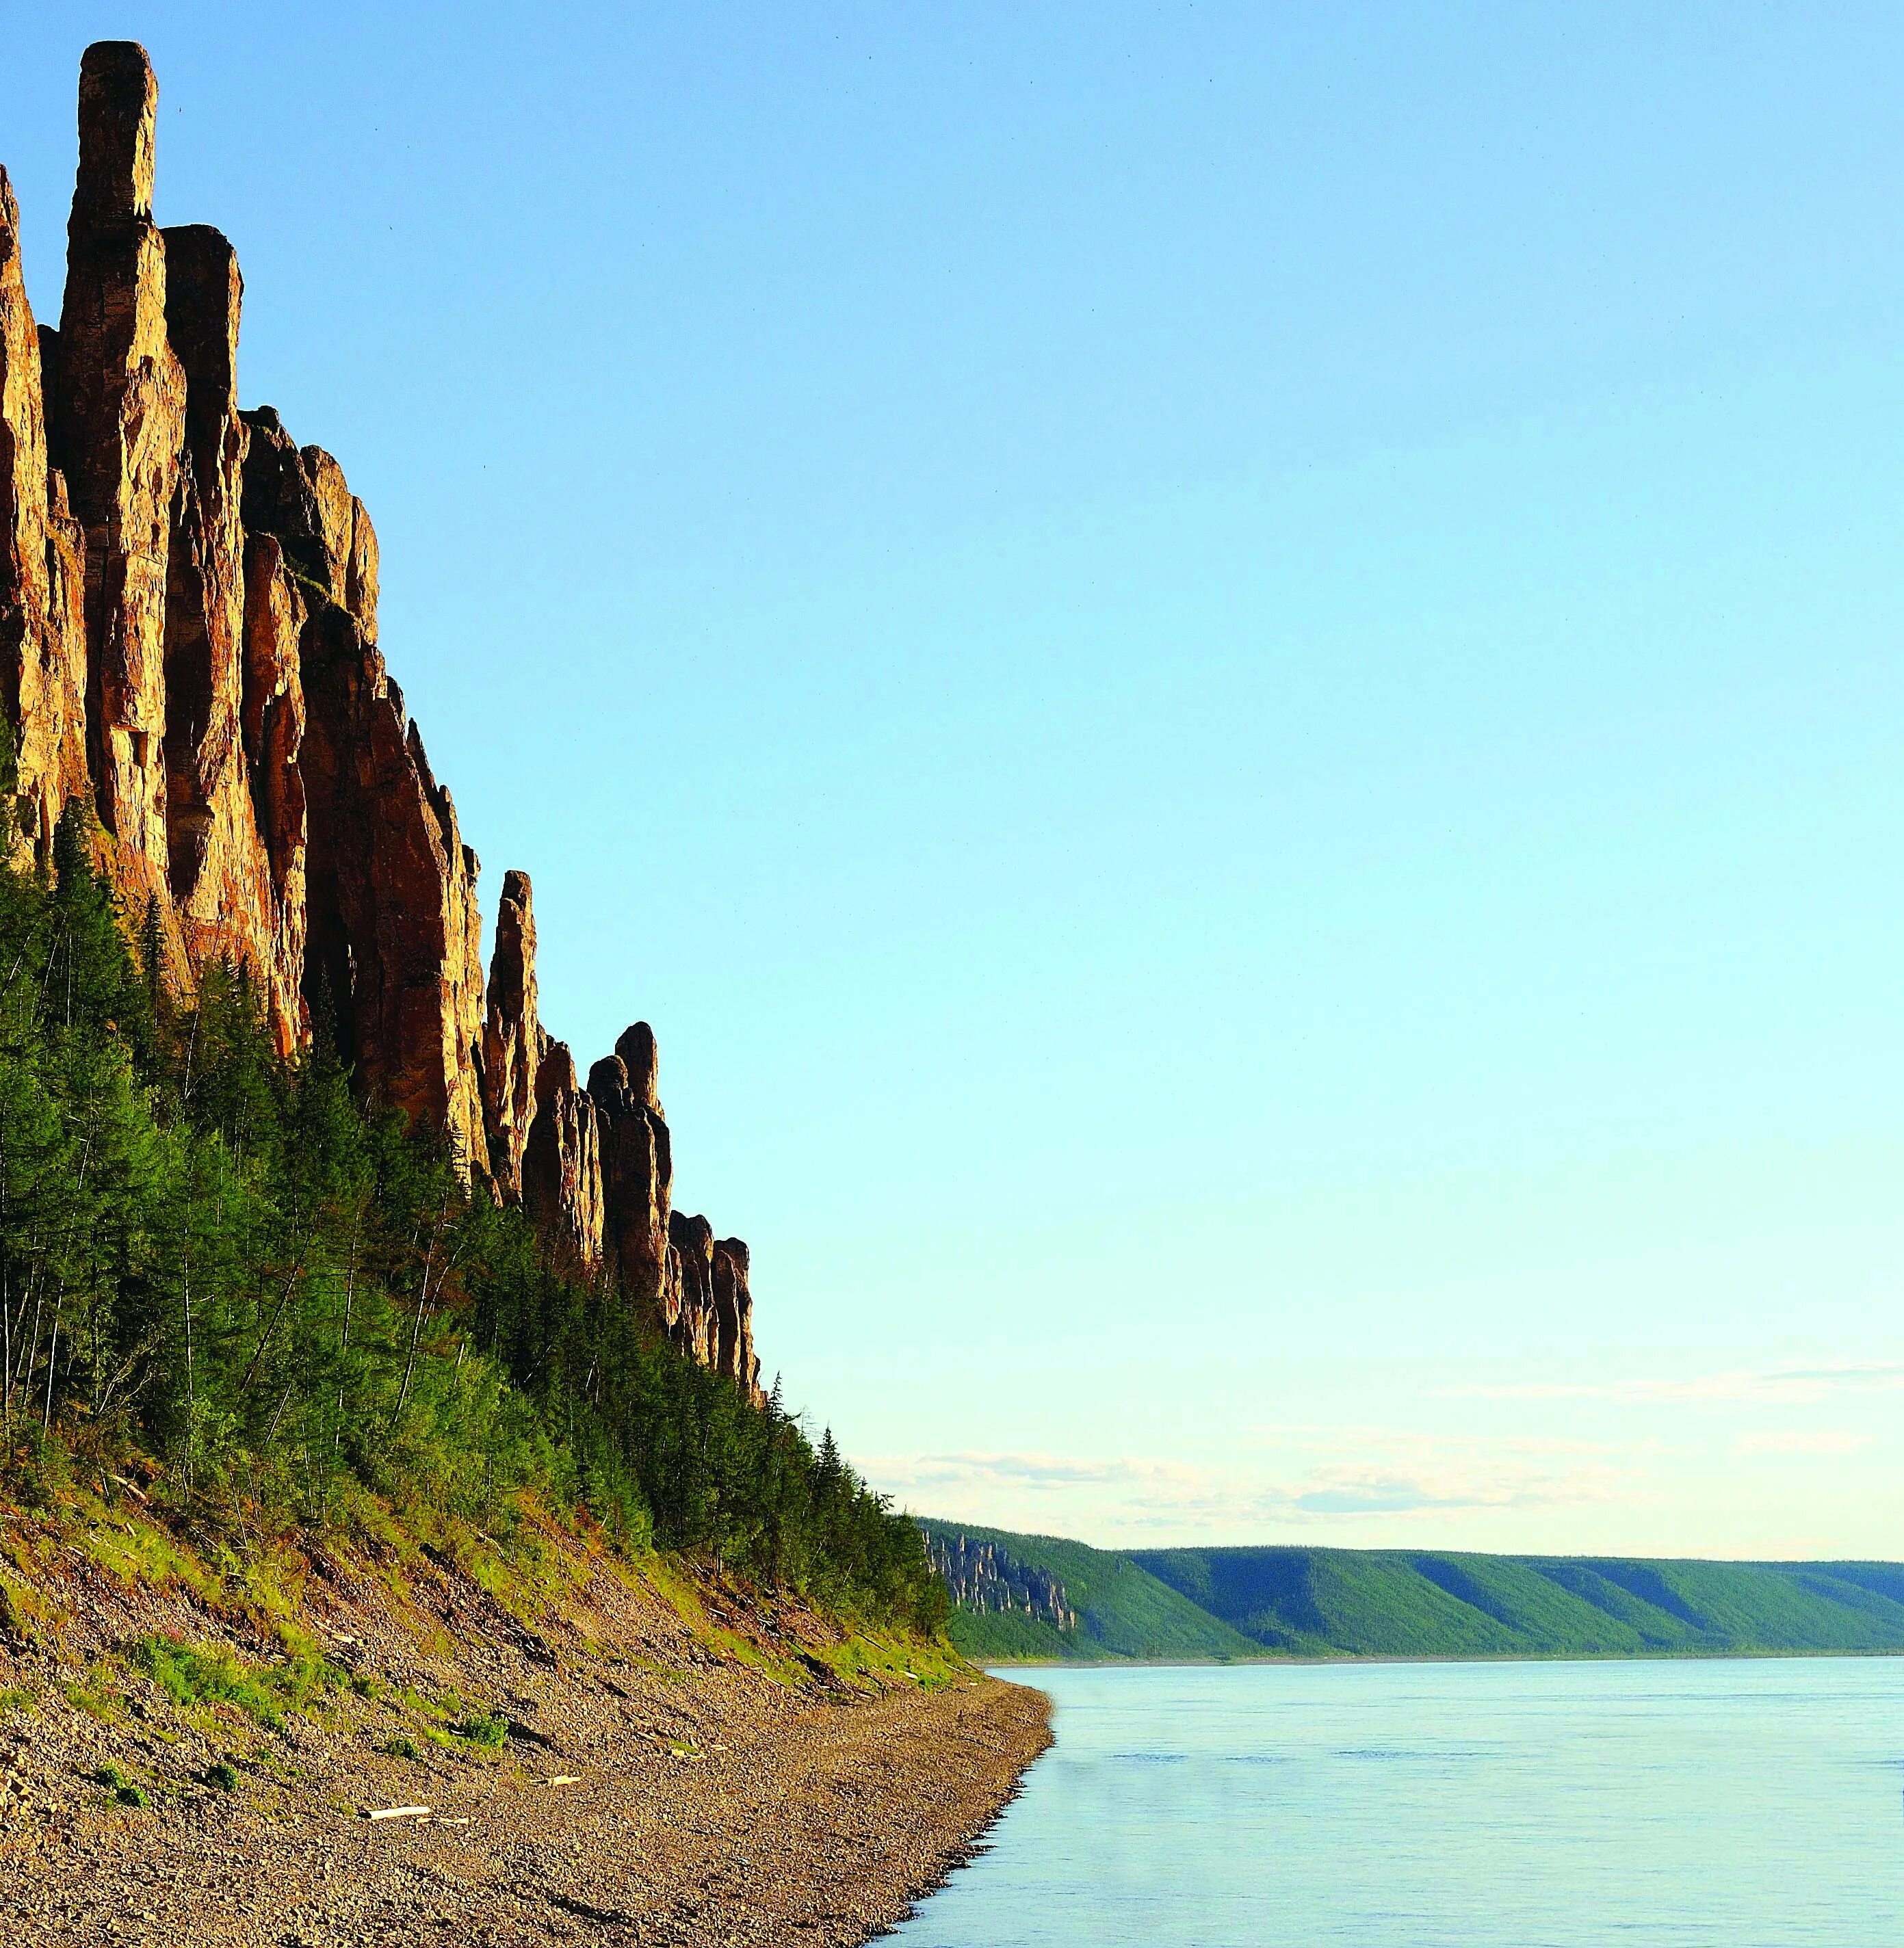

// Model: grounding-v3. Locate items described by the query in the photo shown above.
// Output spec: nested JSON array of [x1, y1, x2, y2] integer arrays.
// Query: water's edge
[[892, 1654, 1904, 1946]]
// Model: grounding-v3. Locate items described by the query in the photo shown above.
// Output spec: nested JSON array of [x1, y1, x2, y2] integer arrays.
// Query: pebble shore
[[0, 1521, 1052, 1946]]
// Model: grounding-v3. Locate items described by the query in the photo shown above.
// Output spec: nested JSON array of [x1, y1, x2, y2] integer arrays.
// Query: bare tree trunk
[[395, 1185, 452, 1422], [36, 1137, 89, 1437], [332, 1208, 361, 1483]]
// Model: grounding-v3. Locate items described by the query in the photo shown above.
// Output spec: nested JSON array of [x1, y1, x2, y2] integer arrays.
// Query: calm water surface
[[894, 1659, 1904, 1946]]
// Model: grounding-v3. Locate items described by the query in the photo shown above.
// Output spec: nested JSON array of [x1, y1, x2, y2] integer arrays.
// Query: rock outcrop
[[590, 1027, 675, 1305], [711, 1237, 761, 1399], [55, 43, 187, 934], [521, 1040, 603, 1275], [0, 169, 90, 856], [924, 1534, 1077, 1633], [481, 869, 540, 1203], [0, 44, 767, 1399]]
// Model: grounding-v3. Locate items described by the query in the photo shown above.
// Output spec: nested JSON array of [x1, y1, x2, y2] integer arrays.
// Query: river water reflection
[[894, 1657, 1904, 1945]]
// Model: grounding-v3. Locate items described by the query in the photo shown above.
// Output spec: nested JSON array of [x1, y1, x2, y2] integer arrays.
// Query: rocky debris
[[0, 1514, 1051, 1947], [0, 42, 771, 1386], [926, 1533, 1078, 1633], [481, 869, 541, 1202]]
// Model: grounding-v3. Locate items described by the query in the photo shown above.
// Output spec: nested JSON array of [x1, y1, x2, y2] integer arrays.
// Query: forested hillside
[[1132, 1549, 1904, 1656], [928, 1518, 1904, 1660], [916, 1521, 1257, 1661], [0, 780, 941, 1630]]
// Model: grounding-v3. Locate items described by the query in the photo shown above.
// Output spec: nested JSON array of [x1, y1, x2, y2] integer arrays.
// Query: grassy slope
[[916, 1521, 1258, 1662], [0, 1464, 967, 1720], [1130, 1547, 1904, 1657]]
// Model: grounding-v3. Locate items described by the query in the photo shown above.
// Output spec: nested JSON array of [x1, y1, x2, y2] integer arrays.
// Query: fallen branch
[[365, 1805, 431, 1821]]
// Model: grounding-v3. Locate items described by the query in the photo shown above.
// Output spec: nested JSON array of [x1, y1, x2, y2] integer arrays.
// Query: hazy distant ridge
[[921, 1522, 1904, 1660]]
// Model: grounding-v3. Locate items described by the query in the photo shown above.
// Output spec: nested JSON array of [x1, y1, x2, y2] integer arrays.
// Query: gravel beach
[[0, 1516, 1052, 1946]]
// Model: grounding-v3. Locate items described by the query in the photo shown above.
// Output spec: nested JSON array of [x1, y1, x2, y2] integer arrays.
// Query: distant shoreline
[[991, 1645, 1904, 1669]]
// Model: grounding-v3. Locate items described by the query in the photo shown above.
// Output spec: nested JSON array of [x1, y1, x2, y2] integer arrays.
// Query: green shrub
[[131, 1635, 341, 1727], [382, 1735, 419, 1760], [204, 1761, 239, 1791], [92, 1762, 126, 1791], [452, 1711, 507, 1749]]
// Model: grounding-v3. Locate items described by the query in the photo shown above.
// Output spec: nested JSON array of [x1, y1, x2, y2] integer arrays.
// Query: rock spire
[[0, 43, 764, 1400]]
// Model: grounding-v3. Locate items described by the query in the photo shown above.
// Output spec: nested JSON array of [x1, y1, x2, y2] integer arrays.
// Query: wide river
[[893, 1657, 1904, 1945]]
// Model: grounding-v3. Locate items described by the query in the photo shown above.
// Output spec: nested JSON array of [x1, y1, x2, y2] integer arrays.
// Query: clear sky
[[5, 1, 1904, 1557]]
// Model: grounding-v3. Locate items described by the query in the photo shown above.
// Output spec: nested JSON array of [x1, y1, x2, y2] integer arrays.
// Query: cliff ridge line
[[0, 42, 761, 1399]]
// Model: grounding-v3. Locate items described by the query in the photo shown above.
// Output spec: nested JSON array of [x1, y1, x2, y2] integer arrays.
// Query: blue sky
[[6, 2, 1904, 1553]]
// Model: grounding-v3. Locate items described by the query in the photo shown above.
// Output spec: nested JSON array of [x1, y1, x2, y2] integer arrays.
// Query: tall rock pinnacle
[[482, 869, 542, 1202], [57, 41, 185, 902], [0, 44, 765, 1398]]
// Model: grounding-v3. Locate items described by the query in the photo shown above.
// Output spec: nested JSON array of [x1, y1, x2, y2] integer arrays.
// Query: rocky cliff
[[926, 1532, 1078, 1633], [0, 42, 761, 1401]]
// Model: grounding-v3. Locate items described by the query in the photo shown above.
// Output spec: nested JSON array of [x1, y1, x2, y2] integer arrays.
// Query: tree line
[[0, 743, 943, 1633]]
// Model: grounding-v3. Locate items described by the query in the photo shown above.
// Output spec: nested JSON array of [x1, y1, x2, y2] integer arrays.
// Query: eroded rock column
[[590, 1023, 675, 1317], [239, 531, 309, 1051], [55, 41, 185, 904], [162, 224, 305, 1046], [712, 1238, 761, 1401], [481, 869, 541, 1200], [0, 168, 88, 855], [522, 1041, 605, 1274]]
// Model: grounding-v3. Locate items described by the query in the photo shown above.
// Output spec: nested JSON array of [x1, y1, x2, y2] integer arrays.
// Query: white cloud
[[860, 1436, 1632, 1535], [867, 1450, 1208, 1492]]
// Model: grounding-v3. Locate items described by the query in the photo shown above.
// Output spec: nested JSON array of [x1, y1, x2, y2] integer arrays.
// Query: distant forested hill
[[1130, 1549, 1904, 1657], [922, 1523, 1904, 1661], [915, 1521, 1260, 1661]]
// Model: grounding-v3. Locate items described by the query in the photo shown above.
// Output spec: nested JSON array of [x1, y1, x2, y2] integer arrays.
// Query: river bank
[[0, 1488, 1052, 1945]]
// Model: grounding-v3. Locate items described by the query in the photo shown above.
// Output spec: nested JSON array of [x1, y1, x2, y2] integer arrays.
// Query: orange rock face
[[0, 168, 90, 854], [238, 530, 308, 1051], [163, 224, 300, 1048], [297, 599, 488, 1177], [668, 1211, 718, 1366], [56, 42, 186, 913], [522, 1040, 605, 1276], [712, 1238, 762, 1400], [590, 1029, 675, 1312], [481, 869, 540, 1202], [664, 1215, 762, 1401], [0, 41, 767, 1391]]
